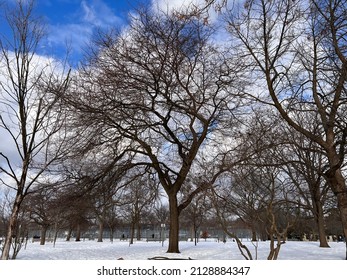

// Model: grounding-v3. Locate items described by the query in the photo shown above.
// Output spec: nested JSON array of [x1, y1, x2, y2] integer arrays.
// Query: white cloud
[[45, 22, 93, 57], [0, 51, 67, 182], [44, 0, 125, 61], [81, 0, 123, 28], [43, 0, 229, 62]]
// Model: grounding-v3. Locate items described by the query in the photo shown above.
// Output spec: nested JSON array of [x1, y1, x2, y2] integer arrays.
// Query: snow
[[1, 239, 346, 280], [14, 238, 346, 260]]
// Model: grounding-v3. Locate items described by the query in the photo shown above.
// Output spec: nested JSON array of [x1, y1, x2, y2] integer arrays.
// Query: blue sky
[[37, 0, 146, 63], [1, 0, 213, 64], [1, 0, 151, 64]]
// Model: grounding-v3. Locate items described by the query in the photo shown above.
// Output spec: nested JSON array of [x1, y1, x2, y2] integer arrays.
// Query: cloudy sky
[[0, 0, 219, 187], [33, 0, 144, 63], [1, 0, 212, 64]]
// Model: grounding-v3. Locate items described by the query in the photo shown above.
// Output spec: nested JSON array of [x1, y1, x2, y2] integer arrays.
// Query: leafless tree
[[245, 107, 333, 247], [120, 169, 159, 244], [62, 6, 245, 253], [210, 184, 255, 260], [212, 163, 299, 260], [226, 0, 347, 259], [0, 0, 70, 259], [180, 190, 211, 245], [25, 184, 58, 245], [90, 166, 136, 243], [210, 107, 304, 259], [261, 167, 298, 260], [0, 189, 11, 239], [279, 125, 334, 247], [0, 188, 32, 259]]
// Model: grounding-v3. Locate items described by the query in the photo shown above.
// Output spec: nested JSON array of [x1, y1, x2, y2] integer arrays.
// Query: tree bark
[[130, 219, 135, 245], [75, 224, 81, 242], [1, 194, 22, 260], [312, 197, 329, 248], [137, 222, 142, 241], [251, 229, 257, 242], [66, 228, 72, 241], [324, 167, 347, 259], [40, 226, 48, 245], [268, 237, 284, 260], [97, 220, 104, 242], [167, 194, 180, 253]]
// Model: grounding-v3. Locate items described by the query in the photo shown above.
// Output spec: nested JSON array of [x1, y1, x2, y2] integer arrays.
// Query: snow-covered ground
[[14, 238, 346, 260], [1, 239, 346, 280]]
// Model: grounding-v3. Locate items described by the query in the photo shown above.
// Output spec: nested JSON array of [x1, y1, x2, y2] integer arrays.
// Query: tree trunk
[[317, 215, 329, 248], [267, 235, 284, 260], [1, 194, 22, 260], [66, 228, 72, 241], [190, 225, 194, 242], [335, 190, 347, 261], [312, 199, 329, 248], [251, 228, 257, 242], [268, 237, 275, 260], [40, 226, 48, 245], [97, 220, 104, 242], [109, 227, 114, 243], [75, 224, 81, 241], [194, 229, 199, 246], [325, 166, 347, 260], [167, 194, 180, 253], [53, 223, 59, 248], [137, 219, 142, 241], [129, 219, 135, 245]]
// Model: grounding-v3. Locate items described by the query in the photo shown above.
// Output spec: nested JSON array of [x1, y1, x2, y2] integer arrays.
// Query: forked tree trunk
[[268, 236, 285, 260]]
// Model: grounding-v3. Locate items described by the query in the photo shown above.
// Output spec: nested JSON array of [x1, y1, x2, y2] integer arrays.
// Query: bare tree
[[180, 190, 211, 245], [209, 107, 303, 260], [212, 164, 299, 260], [280, 125, 333, 247], [91, 167, 134, 243], [260, 167, 298, 260], [0, 0, 70, 259], [226, 0, 347, 259], [210, 184, 255, 260], [0, 189, 29, 258], [63, 6, 244, 253], [25, 184, 57, 245], [245, 108, 333, 247], [121, 169, 159, 244]]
